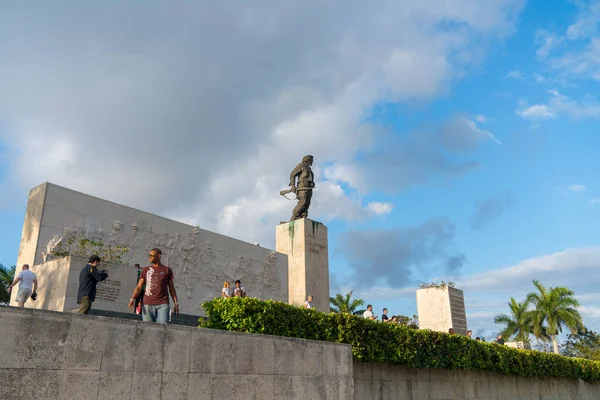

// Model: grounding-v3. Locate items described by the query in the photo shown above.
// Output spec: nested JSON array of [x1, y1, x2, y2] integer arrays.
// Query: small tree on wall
[[49, 233, 130, 265]]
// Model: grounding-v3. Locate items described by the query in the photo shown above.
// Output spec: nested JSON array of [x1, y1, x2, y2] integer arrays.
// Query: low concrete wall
[[2, 306, 599, 400], [0, 307, 353, 399], [353, 360, 600, 400]]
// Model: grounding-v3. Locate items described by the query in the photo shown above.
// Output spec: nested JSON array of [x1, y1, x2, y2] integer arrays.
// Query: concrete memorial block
[[12, 182, 288, 316], [276, 218, 330, 312], [416, 285, 468, 335], [506, 341, 532, 350]]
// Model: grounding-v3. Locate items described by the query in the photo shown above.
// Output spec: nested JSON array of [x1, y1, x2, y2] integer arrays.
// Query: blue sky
[[0, 0, 599, 343]]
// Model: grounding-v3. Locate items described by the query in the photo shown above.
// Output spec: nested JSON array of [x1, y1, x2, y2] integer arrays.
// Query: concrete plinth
[[276, 218, 329, 312], [416, 286, 468, 335]]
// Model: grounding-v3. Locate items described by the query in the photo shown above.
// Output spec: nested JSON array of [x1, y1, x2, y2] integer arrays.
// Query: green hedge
[[201, 297, 600, 382]]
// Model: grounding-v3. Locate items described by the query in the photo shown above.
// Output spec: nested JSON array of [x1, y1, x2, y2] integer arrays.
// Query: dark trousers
[[76, 296, 92, 315], [292, 190, 312, 220]]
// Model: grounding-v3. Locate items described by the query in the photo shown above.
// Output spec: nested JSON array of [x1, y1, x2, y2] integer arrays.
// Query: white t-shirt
[[222, 287, 231, 297], [18, 270, 37, 290], [304, 301, 312, 309], [363, 310, 373, 319]]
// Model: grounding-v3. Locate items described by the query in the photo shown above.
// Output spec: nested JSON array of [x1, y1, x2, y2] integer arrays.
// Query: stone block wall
[[1, 307, 600, 399], [0, 307, 353, 400], [353, 360, 600, 400]]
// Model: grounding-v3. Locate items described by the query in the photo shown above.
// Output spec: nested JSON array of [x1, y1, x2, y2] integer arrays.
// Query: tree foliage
[[201, 297, 600, 382], [493, 297, 534, 342], [527, 280, 583, 354], [562, 328, 600, 361], [329, 291, 365, 315], [0, 263, 16, 304]]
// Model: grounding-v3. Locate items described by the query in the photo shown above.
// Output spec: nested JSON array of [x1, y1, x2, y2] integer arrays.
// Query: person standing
[[233, 280, 246, 298], [222, 281, 232, 298], [76, 255, 108, 314], [381, 308, 389, 322], [7, 264, 37, 308], [304, 295, 313, 309], [128, 248, 179, 324], [363, 304, 376, 320], [133, 264, 145, 314]]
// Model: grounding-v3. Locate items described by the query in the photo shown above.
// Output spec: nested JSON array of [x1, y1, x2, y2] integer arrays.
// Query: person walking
[[76, 255, 108, 314], [128, 248, 179, 324], [133, 264, 145, 314], [7, 264, 37, 308]]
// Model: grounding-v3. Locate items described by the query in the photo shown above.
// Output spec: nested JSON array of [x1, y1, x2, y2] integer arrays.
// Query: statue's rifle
[[279, 186, 314, 200]]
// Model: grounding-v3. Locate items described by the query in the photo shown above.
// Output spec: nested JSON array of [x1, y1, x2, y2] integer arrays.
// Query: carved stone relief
[[41, 218, 285, 303]]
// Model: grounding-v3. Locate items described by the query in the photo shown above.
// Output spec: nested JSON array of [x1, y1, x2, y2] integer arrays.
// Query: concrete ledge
[[0, 306, 353, 399], [2, 306, 599, 399]]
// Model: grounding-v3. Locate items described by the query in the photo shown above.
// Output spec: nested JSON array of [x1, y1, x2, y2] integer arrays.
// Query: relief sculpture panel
[[41, 216, 287, 312]]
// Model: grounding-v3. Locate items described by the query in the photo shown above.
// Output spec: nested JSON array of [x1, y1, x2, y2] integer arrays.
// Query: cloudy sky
[[1, 0, 599, 340]]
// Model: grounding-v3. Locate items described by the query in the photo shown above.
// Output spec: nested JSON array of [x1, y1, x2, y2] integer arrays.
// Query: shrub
[[201, 297, 600, 382]]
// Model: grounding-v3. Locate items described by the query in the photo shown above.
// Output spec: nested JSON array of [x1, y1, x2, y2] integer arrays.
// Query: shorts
[[16, 287, 32, 303]]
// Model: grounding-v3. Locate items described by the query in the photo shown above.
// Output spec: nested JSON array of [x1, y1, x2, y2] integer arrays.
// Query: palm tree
[[526, 280, 583, 354], [493, 297, 534, 342], [0, 264, 16, 304], [329, 291, 366, 315]]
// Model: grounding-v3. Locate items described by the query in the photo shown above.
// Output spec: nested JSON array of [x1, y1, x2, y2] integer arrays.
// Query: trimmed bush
[[201, 297, 600, 382]]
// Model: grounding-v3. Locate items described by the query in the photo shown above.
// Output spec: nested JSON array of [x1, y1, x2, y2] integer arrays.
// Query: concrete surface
[[0, 306, 352, 400]]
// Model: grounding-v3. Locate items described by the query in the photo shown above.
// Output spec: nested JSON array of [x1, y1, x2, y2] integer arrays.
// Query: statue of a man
[[287, 155, 315, 220]]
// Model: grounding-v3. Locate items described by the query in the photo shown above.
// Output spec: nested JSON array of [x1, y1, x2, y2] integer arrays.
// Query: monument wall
[[16, 256, 139, 315], [13, 182, 288, 315], [416, 286, 468, 335], [2, 307, 599, 400]]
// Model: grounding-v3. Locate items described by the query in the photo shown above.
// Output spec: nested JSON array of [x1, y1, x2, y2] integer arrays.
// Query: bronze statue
[[280, 155, 315, 221]]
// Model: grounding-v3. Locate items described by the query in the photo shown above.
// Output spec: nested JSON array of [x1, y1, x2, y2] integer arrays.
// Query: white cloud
[[459, 247, 600, 293], [535, 2, 600, 80], [533, 73, 546, 83], [517, 90, 600, 121], [0, 1, 524, 246], [589, 198, 600, 206], [554, 184, 587, 196], [474, 114, 494, 123], [516, 104, 555, 120], [366, 202, 394, 216], [504, 69, 524, 80]]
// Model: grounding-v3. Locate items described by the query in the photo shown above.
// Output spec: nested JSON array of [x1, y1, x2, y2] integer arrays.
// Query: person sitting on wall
[[75, 255, 108, 315]]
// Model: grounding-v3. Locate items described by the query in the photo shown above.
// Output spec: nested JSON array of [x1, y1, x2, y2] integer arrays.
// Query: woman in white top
[[304, 295, 313, 309], [221, 281, 232, 298]]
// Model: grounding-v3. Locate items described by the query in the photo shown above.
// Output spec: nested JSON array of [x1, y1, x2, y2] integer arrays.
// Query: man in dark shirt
[[381, 308, 389, 322], [496, 335, 505, 345], [76, 255, 108, 314], [128, 248, 178, 324]]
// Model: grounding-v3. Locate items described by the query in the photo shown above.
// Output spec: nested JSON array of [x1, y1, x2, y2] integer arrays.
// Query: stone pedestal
[[416, 286, 468, 335], [276, 218, 329, 312]]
